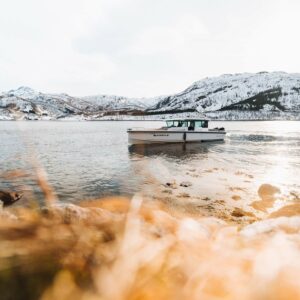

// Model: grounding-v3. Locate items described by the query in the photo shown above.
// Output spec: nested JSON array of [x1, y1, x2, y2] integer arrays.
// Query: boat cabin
[[127, 118, 225, 144], [166, 119, 208, 131]]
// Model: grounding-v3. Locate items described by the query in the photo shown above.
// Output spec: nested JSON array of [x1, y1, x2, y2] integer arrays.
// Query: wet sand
[[130, 154, 300, 226]]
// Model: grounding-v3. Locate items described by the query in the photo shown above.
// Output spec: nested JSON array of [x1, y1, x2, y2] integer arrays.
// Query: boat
[[127, 118, 226, 145]]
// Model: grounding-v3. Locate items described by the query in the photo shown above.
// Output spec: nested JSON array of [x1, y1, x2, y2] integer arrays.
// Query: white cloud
[[128, 15, 208, 55], [0, 0, 300, 97]]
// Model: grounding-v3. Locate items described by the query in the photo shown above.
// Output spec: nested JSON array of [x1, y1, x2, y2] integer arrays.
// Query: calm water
[[1, 121, 300, 203]]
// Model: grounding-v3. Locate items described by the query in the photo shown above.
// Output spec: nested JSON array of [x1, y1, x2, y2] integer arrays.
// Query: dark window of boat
[[178, 121, 188, 127], [167, 121, 188, 128], [166, 121, 174, 127], [188, 121, 195, 131], [195, 120, 208, 128]]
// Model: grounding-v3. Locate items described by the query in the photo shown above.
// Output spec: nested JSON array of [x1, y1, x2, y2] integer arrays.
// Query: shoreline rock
[[0, 190, 23, 206]]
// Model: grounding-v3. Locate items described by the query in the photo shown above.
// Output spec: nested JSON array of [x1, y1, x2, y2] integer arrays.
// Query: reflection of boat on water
[[128, 141, 223, 158], [127, 118, 226, 145]]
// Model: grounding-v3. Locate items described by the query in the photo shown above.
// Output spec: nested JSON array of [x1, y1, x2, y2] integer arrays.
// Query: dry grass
[[1, 167, 300, 300], [1, 193, 300, 300]]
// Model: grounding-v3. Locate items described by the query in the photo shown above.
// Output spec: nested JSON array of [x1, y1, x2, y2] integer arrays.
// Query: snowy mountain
[[0, 87, 148, 120], [0, 87, 101, 120], [83, 94, 160, 111], [1, 72, 300, 120], [147, 72, 300, 120], [83, 94, 146, 110]]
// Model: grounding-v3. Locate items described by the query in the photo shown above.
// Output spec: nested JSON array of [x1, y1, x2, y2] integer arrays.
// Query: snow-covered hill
[[83, 94, 160, 111], [1, 72, 300, 120], [83, 94, 146, 110], [0, 87, 101, 120], [0, 87, 148, 120], [147, 72, 300, 119]]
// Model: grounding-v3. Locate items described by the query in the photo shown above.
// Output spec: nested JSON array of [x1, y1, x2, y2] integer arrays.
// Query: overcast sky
[[1, 0, 300, 97]]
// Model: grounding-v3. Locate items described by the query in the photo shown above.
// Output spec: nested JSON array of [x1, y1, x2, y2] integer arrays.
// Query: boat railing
[[127, 127, 162, 131], [210, 127, 225, 131]]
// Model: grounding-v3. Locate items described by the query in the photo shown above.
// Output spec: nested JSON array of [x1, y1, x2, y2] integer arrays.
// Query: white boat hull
[[128, 130, 226, 145]]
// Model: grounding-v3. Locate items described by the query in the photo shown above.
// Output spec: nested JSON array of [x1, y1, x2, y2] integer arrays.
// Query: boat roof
[[166, 118, 209, 121]]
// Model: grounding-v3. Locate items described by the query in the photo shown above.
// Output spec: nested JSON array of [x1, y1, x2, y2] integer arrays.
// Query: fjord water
[[1, 121, 300, 204]]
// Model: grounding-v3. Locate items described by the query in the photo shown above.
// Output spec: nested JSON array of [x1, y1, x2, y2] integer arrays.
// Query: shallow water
[[0, 121, 300, 206]]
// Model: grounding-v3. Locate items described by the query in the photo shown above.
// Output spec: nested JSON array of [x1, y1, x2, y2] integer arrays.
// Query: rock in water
[[258, 184, 280, 200], [0, 191, 23, 206], [180, 181, 192, 187]]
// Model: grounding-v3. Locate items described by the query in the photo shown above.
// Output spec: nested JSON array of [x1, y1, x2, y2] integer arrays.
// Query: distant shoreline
[[0, 119, 299, 122]]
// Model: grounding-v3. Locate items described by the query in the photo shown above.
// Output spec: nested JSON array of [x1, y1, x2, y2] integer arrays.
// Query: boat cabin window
[[188, 121, 195, 131], [166, 120, 207, 128], [195, 120, 208, 128], [166, 121, 188, 128]]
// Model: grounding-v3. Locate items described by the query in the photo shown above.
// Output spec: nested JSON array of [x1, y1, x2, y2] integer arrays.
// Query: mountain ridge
[[1, 72, 300, 120]]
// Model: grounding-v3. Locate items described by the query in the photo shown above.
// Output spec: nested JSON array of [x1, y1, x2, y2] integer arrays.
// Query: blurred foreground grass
[[1, 193, 300, 300]]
